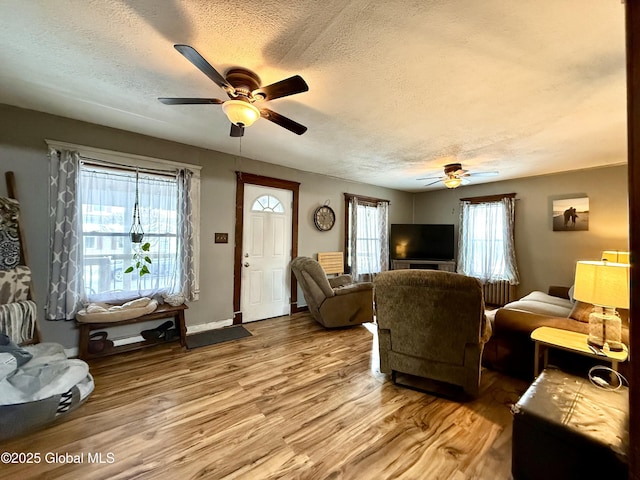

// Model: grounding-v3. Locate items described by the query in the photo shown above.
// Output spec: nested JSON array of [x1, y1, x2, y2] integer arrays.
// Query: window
[[46, 142, 200, 320], [252, 195, 284, 213], [457, 194, 519, 284], [344, 194, 389, 281], [80, 165, 180, 300]]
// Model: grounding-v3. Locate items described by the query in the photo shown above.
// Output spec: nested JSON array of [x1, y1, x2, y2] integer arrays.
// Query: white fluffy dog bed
[[75, 297, 158, 323]]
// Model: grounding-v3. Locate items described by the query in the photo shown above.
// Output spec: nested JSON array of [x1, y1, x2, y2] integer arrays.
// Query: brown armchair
[[291, 256, 373, 328], [374, 270, 491, 398]]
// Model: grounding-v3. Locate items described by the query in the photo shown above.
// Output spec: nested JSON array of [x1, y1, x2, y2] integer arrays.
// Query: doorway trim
[[234, 172, 300, 324]]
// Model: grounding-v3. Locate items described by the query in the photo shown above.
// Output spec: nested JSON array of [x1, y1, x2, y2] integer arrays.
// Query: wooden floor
[[1, 314, 528, 480]]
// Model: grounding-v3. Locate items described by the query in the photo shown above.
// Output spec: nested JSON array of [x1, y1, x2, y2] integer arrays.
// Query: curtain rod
[[45, 139, 202, 173], [459, 193, 517, 203], [344, 193, 391, 204], [80, 157, 177, 177]]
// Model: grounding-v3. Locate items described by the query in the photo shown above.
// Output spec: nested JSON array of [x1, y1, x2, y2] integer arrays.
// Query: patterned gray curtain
[[377, 201, 389, 272], [46, 148, 84, 320], [501, 196, 520, 285], [178, 169, 198, 301]]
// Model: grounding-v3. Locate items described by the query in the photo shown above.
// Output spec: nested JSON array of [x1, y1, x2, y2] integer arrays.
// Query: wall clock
[[313, 205, 336, 231]]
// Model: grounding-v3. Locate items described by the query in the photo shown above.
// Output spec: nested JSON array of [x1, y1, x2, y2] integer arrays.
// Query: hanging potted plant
[[125, 241, 152, 277], [125, 169, 153, 288], [129, 169, 144, 244]]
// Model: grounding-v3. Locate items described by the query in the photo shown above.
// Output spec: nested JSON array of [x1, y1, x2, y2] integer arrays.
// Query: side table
[[530, 326, 628, 378]]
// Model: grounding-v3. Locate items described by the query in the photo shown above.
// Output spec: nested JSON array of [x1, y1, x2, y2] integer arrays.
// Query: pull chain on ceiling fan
[[158, 45, 309, 137], [417, 163, 499, 189]]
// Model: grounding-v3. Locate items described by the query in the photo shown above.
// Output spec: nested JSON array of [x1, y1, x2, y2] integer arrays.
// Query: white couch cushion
[[503, 291, 572, 317]]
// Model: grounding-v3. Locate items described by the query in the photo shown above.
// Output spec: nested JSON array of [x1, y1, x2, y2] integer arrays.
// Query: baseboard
[[187, 319, 234, 334]]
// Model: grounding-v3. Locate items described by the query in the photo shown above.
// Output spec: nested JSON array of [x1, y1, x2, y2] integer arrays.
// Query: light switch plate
[[214, 233, 228, 243]]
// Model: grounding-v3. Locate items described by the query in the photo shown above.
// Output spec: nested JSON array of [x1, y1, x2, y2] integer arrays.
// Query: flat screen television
[[389, 224, 455, 261]]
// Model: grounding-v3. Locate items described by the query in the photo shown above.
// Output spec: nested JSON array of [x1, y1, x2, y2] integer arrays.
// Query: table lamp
[[573, 261, 630, 352], [601, 250, 630, 264]]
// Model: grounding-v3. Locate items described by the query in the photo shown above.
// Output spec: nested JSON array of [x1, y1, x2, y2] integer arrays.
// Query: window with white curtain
[[46, 141, 201, 320], [80, 164, 180, 301], [344, 194, 389, 281], [457, 195, 519, 285]]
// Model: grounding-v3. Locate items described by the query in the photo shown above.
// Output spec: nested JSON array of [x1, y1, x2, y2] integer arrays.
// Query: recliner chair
[[374, 269, 491, 398], [291, 256, 374, 328]]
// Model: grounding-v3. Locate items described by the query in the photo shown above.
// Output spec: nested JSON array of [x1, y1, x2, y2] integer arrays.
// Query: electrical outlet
[[215, 233, 228, 243]]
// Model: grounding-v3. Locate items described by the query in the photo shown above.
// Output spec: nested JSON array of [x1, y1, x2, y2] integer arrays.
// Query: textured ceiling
[[0, 0, 627, 191]]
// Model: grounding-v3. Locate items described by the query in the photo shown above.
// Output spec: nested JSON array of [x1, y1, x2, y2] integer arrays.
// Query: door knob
[[244, 262, 250, 267]]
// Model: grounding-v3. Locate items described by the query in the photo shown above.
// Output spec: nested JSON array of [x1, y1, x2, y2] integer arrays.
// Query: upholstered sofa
[[482, 286, 630, 379], [374, 270, 491, 398], [291, 256, 374, 327]]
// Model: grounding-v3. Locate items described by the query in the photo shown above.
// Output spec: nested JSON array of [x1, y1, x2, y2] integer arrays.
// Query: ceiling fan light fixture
[[443, 177, 462, 189], [222, 100, 260, 127]]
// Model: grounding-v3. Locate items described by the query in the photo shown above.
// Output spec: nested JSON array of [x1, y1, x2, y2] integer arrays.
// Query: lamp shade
[[573, 261, 630, 309], [443, 177, 462, 189], [601, 250, 630, 264], [221, 100, 260, 127]]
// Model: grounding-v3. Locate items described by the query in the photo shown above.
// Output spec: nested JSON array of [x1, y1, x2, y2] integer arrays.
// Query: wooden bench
[[77, 303, 188, 360]]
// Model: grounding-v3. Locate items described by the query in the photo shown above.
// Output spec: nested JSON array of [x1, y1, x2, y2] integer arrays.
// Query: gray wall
[[2, 102, 628, 348], [412, 165, 629, 298], [0, 104, 414, 347]]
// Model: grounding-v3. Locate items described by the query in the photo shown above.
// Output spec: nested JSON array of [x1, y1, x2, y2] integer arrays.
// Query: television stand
[[391, 259, 456, 272]]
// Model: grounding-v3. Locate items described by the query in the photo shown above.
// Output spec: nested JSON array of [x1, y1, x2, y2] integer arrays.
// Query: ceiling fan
[[158, 44, 309, 137], [417, 163, 499, 189]]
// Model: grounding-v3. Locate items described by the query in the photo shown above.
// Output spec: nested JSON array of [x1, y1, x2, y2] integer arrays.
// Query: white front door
[[241, 184, 293, 322]]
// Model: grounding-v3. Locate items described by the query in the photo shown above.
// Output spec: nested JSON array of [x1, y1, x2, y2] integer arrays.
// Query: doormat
[[186, 326, 252, 350]]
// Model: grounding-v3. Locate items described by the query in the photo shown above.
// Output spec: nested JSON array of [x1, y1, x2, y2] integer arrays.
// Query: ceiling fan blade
[[230, 123, 244, 137], [253, 75, 309, 102], [158, 97, 224, 105], [416, 176, 442, 181], [468, 171, 499, 177], [174, 44, 235, 94], [424, 180, 442, 187], [461, 178, 471, 185], [260, 108, 307, 135]]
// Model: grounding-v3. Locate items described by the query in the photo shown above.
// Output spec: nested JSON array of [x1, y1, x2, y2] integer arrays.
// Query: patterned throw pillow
[[568, 300, 593, 323], [13, 266, 30, 302], [0, 269, 17, 304], [0, 197, 21, 271]]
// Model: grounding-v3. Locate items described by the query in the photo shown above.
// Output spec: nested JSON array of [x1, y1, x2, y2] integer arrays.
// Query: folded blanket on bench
[[76, 296, 158, 323]]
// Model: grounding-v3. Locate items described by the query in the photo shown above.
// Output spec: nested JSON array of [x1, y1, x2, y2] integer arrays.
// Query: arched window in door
[[252, 195, 284, 213]]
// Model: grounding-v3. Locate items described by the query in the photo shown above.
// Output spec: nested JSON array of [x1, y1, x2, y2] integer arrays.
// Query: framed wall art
[[552, 197, 589, 231]]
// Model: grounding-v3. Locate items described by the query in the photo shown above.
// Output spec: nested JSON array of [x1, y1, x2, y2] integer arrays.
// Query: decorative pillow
[[0, 197, 21, 271], [0, 269, 17, 304], [13, 266, 30, 302], [568, 285, 575, 303], [568, 300, 593, 323]]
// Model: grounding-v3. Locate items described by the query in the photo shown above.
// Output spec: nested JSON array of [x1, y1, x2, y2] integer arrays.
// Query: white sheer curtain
[[457, 197, 519, 285], [348, 196, 389, 282], [80, 164, 182, 303]]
